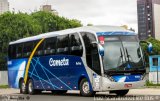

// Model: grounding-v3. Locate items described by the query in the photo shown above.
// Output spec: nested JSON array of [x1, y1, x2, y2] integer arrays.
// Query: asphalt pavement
[[0, 88, 160, 101]]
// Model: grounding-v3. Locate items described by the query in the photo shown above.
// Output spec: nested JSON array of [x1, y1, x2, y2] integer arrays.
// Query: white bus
[[8, 26, 151, 96]]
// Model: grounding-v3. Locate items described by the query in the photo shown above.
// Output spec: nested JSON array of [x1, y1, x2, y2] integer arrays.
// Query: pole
[[157, 57, 159, 84], [157, 65, 159, 84]]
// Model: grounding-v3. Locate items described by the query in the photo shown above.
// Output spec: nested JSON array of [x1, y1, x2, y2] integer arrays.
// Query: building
[[0, 0, 9, 14], [42, 4, 52, 11], [41, 4, 58, 15], [137, 0, 160, 40]]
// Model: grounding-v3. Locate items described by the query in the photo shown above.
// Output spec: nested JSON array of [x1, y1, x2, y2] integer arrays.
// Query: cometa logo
[[49, 58, 69, 67]]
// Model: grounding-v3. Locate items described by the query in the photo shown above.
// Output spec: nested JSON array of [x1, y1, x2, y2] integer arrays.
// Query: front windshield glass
[[121, 36, 144, 68], [103, 37, 125, 71], [103, 36, 144, 71]]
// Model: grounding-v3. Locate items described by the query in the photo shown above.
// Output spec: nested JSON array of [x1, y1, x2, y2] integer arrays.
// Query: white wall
[[0, 71, 8, 85], [153, 4, 160, 40], [149, 72, 160, 84]]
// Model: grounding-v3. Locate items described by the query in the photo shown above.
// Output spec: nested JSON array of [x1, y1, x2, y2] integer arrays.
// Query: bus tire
[[111, 90, 129, 96], [20, 79, 28, 94], [80, 78, 95, 97], [27, 79, 36, 95]]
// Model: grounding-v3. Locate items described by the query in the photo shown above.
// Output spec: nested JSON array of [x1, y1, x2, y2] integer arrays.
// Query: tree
[[0, 12, 42, 53], [121, 25, 128, 30], [87, 23, 93, 26], [0, 11, 82, 70], [140, 37, 160, 66], [31, 11, 82, 32]]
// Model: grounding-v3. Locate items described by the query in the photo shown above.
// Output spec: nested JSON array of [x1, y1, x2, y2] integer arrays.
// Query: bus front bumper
[[101, 77, 146, 91]]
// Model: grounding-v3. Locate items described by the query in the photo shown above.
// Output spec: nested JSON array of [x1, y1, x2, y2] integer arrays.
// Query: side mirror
[[98, 44, 104, 56], [148, 43, 153, 53], [140, 41, 153, 54]]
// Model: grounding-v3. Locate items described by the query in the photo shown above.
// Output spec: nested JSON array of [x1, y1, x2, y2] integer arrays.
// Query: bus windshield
[[103, 36, 144, 74]]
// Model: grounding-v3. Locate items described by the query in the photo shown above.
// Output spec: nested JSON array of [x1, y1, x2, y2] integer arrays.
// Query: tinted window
[[8, 45, 11, 59], [81, 32, 96, 54], [70, 33, 83, 56], [44, 37, 56, 55], [57, 35, 69, 55], [91, 48, 101, 75], [23, 42, 33, 57], [33, 40, 44, 56], [8, 45, 16, 59], [81, 32, 96, 67], [81, 32, 101, 75], [16, 44, 23, 58]]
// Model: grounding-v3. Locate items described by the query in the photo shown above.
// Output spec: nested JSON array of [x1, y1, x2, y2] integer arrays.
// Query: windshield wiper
[[117, 48, 124, 67], [125, 48, 133, 62]]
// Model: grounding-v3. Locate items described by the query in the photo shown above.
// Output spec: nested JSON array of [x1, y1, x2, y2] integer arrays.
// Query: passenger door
[[81, 32, 102, 91]]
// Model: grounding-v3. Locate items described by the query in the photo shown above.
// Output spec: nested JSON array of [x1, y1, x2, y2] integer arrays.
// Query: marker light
[[98, 36, 104, 45]]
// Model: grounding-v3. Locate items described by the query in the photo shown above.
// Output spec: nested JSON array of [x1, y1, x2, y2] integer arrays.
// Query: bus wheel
[[80, 78, 95, 97], [20, 79, 28, 94], [27, 79, 36, 95], [111, 90, 129, 96]]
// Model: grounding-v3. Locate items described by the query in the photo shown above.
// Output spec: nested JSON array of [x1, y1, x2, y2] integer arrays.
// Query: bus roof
[[9, 25, 136, 45]]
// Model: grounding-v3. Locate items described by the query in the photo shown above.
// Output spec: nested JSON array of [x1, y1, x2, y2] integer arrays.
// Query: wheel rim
[[21, 82, 26, 92], [82, 81, 90, 94], [28, 81, 33, 93]]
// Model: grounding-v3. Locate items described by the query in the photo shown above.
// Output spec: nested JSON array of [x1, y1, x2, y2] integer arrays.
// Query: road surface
[[0, 88, 160, 101]]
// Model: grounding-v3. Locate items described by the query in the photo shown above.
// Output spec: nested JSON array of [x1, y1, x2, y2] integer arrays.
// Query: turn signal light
[[124, 84, 132, 88]]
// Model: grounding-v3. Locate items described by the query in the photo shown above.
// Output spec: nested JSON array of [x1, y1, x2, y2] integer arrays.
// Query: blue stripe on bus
[[96, 31, 136, 36], [31, 58, 72, 90], [112, 74, 142, 82]]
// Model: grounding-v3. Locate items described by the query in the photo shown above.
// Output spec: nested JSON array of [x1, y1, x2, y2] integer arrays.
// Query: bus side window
[[56, 35, 69, 55], [44, 37, 56, 55], [70, 33, 83, 57], [8, 45, 12, 59], [91, 48, 101, 75], [9, 45, 16, 59], [81, 32, 96, 67], [35, 40, 44, 56], [23, 42, 33, 58], [81, 32, 101, 75], [16, 44, 23, 58]]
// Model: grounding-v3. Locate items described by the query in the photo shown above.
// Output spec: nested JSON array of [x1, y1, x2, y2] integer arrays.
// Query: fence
[[0, 57, 8, 85], [0, 71, 8, 85]]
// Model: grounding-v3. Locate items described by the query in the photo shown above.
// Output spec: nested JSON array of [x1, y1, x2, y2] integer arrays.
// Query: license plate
[[124, 84, 132, 88]]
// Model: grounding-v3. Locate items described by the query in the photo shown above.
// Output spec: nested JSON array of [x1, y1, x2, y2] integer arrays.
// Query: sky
[[8, 0, 138, 32]]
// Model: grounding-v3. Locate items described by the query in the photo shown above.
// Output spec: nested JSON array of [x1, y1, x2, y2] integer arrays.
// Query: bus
[[8, 26, 151, 96]]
